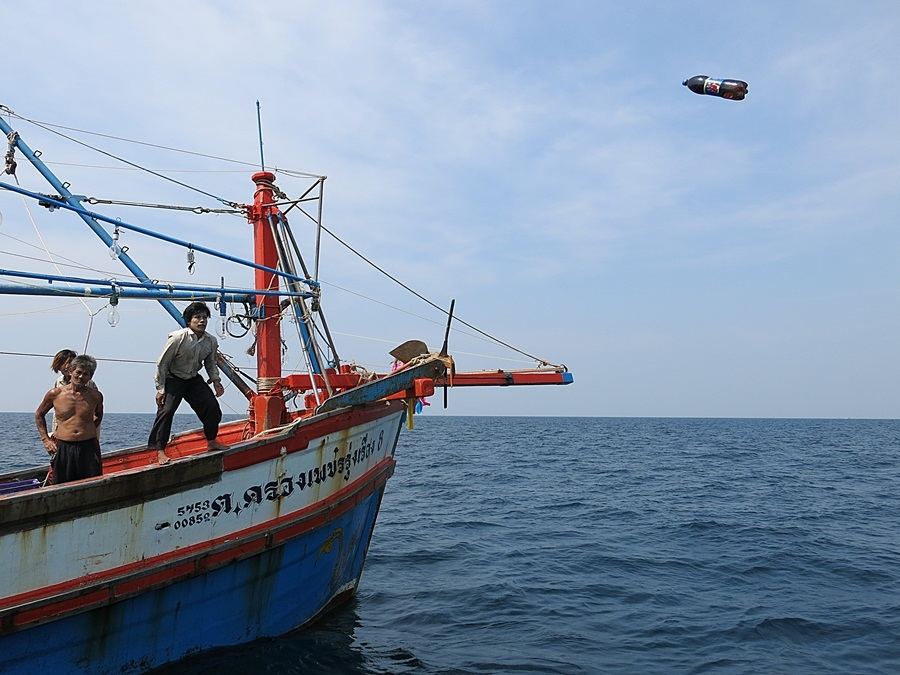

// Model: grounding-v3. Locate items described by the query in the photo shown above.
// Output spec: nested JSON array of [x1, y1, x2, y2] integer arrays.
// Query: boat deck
[[0, 412, 307, 495]]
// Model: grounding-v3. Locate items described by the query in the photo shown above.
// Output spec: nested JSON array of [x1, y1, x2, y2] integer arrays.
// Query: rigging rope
[[16, 190, 101, 349], [2, 104, 564, 370], [0, 350, 155, 365], [47, 162, 253, 173], [0, 232, 123, 276], [0, 106, 323, 179], [275, 197, 561, 365], [84, 196, 242, 215], [308, 216, 563, 368], [4, 110, 242, 208], [313, 274, 518, 353], [0, 349, 250, 418], [0, 301, 86, 317]]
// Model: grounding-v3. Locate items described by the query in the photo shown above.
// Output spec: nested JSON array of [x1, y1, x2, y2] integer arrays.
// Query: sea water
[[3, 415, 899, 674]]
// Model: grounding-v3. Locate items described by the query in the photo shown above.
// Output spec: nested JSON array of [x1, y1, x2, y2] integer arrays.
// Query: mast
[[249, 171, 286, 431]]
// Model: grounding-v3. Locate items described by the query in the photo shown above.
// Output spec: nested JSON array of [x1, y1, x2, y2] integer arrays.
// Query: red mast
[[249, 171, 285, 431]]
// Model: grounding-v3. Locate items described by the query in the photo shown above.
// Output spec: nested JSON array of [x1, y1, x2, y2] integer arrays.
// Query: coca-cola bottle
[[683, 75, 748, 101]]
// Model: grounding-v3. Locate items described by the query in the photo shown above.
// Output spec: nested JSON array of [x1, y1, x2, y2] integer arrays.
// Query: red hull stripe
[[223, 401, 402, 471], [114, 560, 196, 597], [11, 588, 111, 628], [1, 457, 395, 631]]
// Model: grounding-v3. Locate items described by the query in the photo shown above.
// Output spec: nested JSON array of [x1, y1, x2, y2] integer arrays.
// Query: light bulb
[[110, 226, 122, 259], [107, 306, 120, 327]]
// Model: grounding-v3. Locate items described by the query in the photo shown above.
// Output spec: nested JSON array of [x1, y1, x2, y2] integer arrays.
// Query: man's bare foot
[[157, 449, 171, 465], [207, 440, 227, 452]]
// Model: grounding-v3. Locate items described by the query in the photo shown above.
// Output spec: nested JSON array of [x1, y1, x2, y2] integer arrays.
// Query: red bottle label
[[703, 79, 722, 95]]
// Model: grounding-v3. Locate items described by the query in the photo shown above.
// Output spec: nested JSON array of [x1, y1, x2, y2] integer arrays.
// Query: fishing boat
[[0, 105, 572, 673]]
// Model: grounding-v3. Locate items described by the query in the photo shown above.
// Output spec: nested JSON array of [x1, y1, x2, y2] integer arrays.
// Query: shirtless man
[[35, 354, 104, 485], [49, 348, 98, 435]]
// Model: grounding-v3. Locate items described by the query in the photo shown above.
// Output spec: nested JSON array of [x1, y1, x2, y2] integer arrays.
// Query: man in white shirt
[[147, 302, 226, 464]]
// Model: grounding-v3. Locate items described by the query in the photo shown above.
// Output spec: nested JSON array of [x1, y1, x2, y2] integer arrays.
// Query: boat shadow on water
[[154, 598, 423, 675]]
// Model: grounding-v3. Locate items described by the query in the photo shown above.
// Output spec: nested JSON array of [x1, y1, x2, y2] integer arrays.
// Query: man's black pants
[[147, 375, 222, 450], [49, 437, 102, 484]]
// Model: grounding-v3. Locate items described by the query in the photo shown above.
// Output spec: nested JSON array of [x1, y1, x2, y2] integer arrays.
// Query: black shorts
[[50, 437, 102, 485]]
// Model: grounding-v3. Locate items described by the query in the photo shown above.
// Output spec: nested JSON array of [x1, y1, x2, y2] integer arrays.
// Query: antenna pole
[[256, 101, 265, 171]]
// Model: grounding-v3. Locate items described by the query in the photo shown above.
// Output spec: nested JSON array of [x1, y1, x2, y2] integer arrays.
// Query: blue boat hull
[[0, 485, 386, 673]]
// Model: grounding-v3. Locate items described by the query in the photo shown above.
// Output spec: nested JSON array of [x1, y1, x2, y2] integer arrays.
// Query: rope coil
[[257, 376, 280, 393], [5, 130, 18, 178]]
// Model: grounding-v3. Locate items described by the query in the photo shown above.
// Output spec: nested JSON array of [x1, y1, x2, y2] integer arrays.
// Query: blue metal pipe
[[0, 116, 259, 394], [0, 284, 254, 301], [0, 181, 318, 290], [0, 268, 313, 299], [0, 116, 188, 326]]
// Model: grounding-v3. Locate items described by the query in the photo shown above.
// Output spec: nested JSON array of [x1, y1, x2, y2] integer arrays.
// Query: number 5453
[[177, 499, 210, 517]]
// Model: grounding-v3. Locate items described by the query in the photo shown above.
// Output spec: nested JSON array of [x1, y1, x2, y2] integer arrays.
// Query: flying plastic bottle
[[683, 75, 748, 101]]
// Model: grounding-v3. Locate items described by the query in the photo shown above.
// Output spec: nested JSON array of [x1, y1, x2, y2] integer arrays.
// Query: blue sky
[[0, 1, 898, 417]]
